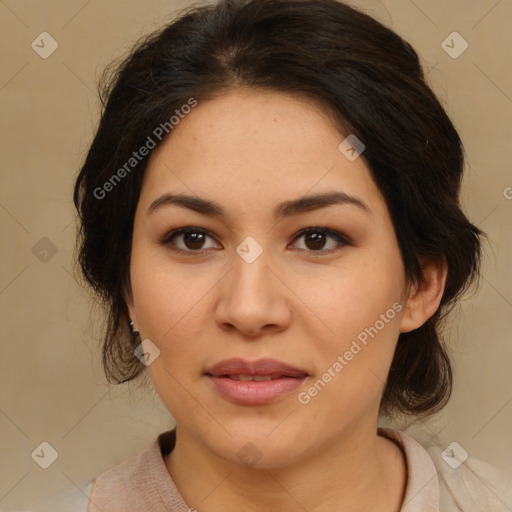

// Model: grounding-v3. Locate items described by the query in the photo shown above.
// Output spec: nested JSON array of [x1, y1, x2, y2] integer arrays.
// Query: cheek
[[129, 245, 219, 371], [293, 247, 404, 396], [130, 256, 209, 413], [293, 249, 404, 340]]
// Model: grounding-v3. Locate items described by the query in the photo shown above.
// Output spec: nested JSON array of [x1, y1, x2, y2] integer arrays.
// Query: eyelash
[[160, 226, 352, 256]]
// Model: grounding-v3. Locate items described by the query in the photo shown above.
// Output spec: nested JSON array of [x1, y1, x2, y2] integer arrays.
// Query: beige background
[[1, 0, 511, 510]]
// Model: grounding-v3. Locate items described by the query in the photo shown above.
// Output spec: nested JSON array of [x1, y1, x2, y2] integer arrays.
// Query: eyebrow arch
[[147, 191, 372, 219]]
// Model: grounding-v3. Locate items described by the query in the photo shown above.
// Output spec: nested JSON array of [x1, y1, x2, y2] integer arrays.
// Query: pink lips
[[205, 357, 309, 405]]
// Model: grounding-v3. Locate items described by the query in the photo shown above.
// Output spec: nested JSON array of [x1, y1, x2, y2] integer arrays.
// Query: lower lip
[[207, 375, 307, 405]]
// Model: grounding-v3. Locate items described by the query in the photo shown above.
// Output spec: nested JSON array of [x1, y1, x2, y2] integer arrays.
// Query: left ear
[[399, 256, 448, 333]]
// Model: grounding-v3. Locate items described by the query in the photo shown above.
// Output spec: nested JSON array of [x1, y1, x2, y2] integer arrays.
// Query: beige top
[[85, 427, 512, 511]]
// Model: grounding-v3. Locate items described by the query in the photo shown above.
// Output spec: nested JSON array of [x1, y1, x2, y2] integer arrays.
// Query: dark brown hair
[[73, 0, 484, 418]]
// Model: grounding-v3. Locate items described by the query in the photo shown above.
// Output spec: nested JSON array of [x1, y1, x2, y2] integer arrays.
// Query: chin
[[196, 420, 309, 469], [224, 436, 302, 470]]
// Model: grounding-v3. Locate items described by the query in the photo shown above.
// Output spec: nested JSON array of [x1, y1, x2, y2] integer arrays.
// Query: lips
[[205, 358, 309, 405], [205, 357, 309, 378]]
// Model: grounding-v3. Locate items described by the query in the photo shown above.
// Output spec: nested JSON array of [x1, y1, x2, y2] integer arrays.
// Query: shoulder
[[87, 438, 158, 512], [382, 426, 512, 512], [423, 439, 512, 511], [86, 429, 182, 512]]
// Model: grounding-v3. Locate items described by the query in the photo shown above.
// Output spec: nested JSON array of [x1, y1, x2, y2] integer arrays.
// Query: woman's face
[[127, 88, 412, 467]]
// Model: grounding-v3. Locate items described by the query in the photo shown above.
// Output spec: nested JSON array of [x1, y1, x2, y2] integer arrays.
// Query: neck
[[165, 421, 407, 512]]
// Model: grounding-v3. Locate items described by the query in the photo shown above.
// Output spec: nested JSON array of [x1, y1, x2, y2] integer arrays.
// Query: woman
[[74, 0, 511, 510]]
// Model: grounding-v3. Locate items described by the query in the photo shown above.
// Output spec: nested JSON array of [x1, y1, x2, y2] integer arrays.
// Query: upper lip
[[205, 358, 309, 377]]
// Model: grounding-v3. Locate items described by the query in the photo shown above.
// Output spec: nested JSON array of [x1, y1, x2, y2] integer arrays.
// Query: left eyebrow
[[275, 191, 372, 217], [146, 191, 372, 219]]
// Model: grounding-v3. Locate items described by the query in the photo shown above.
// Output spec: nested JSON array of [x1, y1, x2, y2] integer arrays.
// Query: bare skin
[[125, 88, 447, 511]]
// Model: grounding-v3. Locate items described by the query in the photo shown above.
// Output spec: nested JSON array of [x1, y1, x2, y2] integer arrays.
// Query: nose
[[214, 246, 292, 338]]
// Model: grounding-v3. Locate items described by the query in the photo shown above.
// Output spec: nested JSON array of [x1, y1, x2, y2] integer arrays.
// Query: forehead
[[138, 88, 385, 219]]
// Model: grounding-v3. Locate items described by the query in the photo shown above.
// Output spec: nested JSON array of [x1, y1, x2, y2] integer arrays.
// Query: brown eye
[[291, 228, 351, 253], [181, 231, 207, 250], [161, 227, 219, 253], [304, 231, 327, 251]]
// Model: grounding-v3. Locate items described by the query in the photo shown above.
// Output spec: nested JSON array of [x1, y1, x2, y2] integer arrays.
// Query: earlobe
[[399, 257, 448, 333]]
